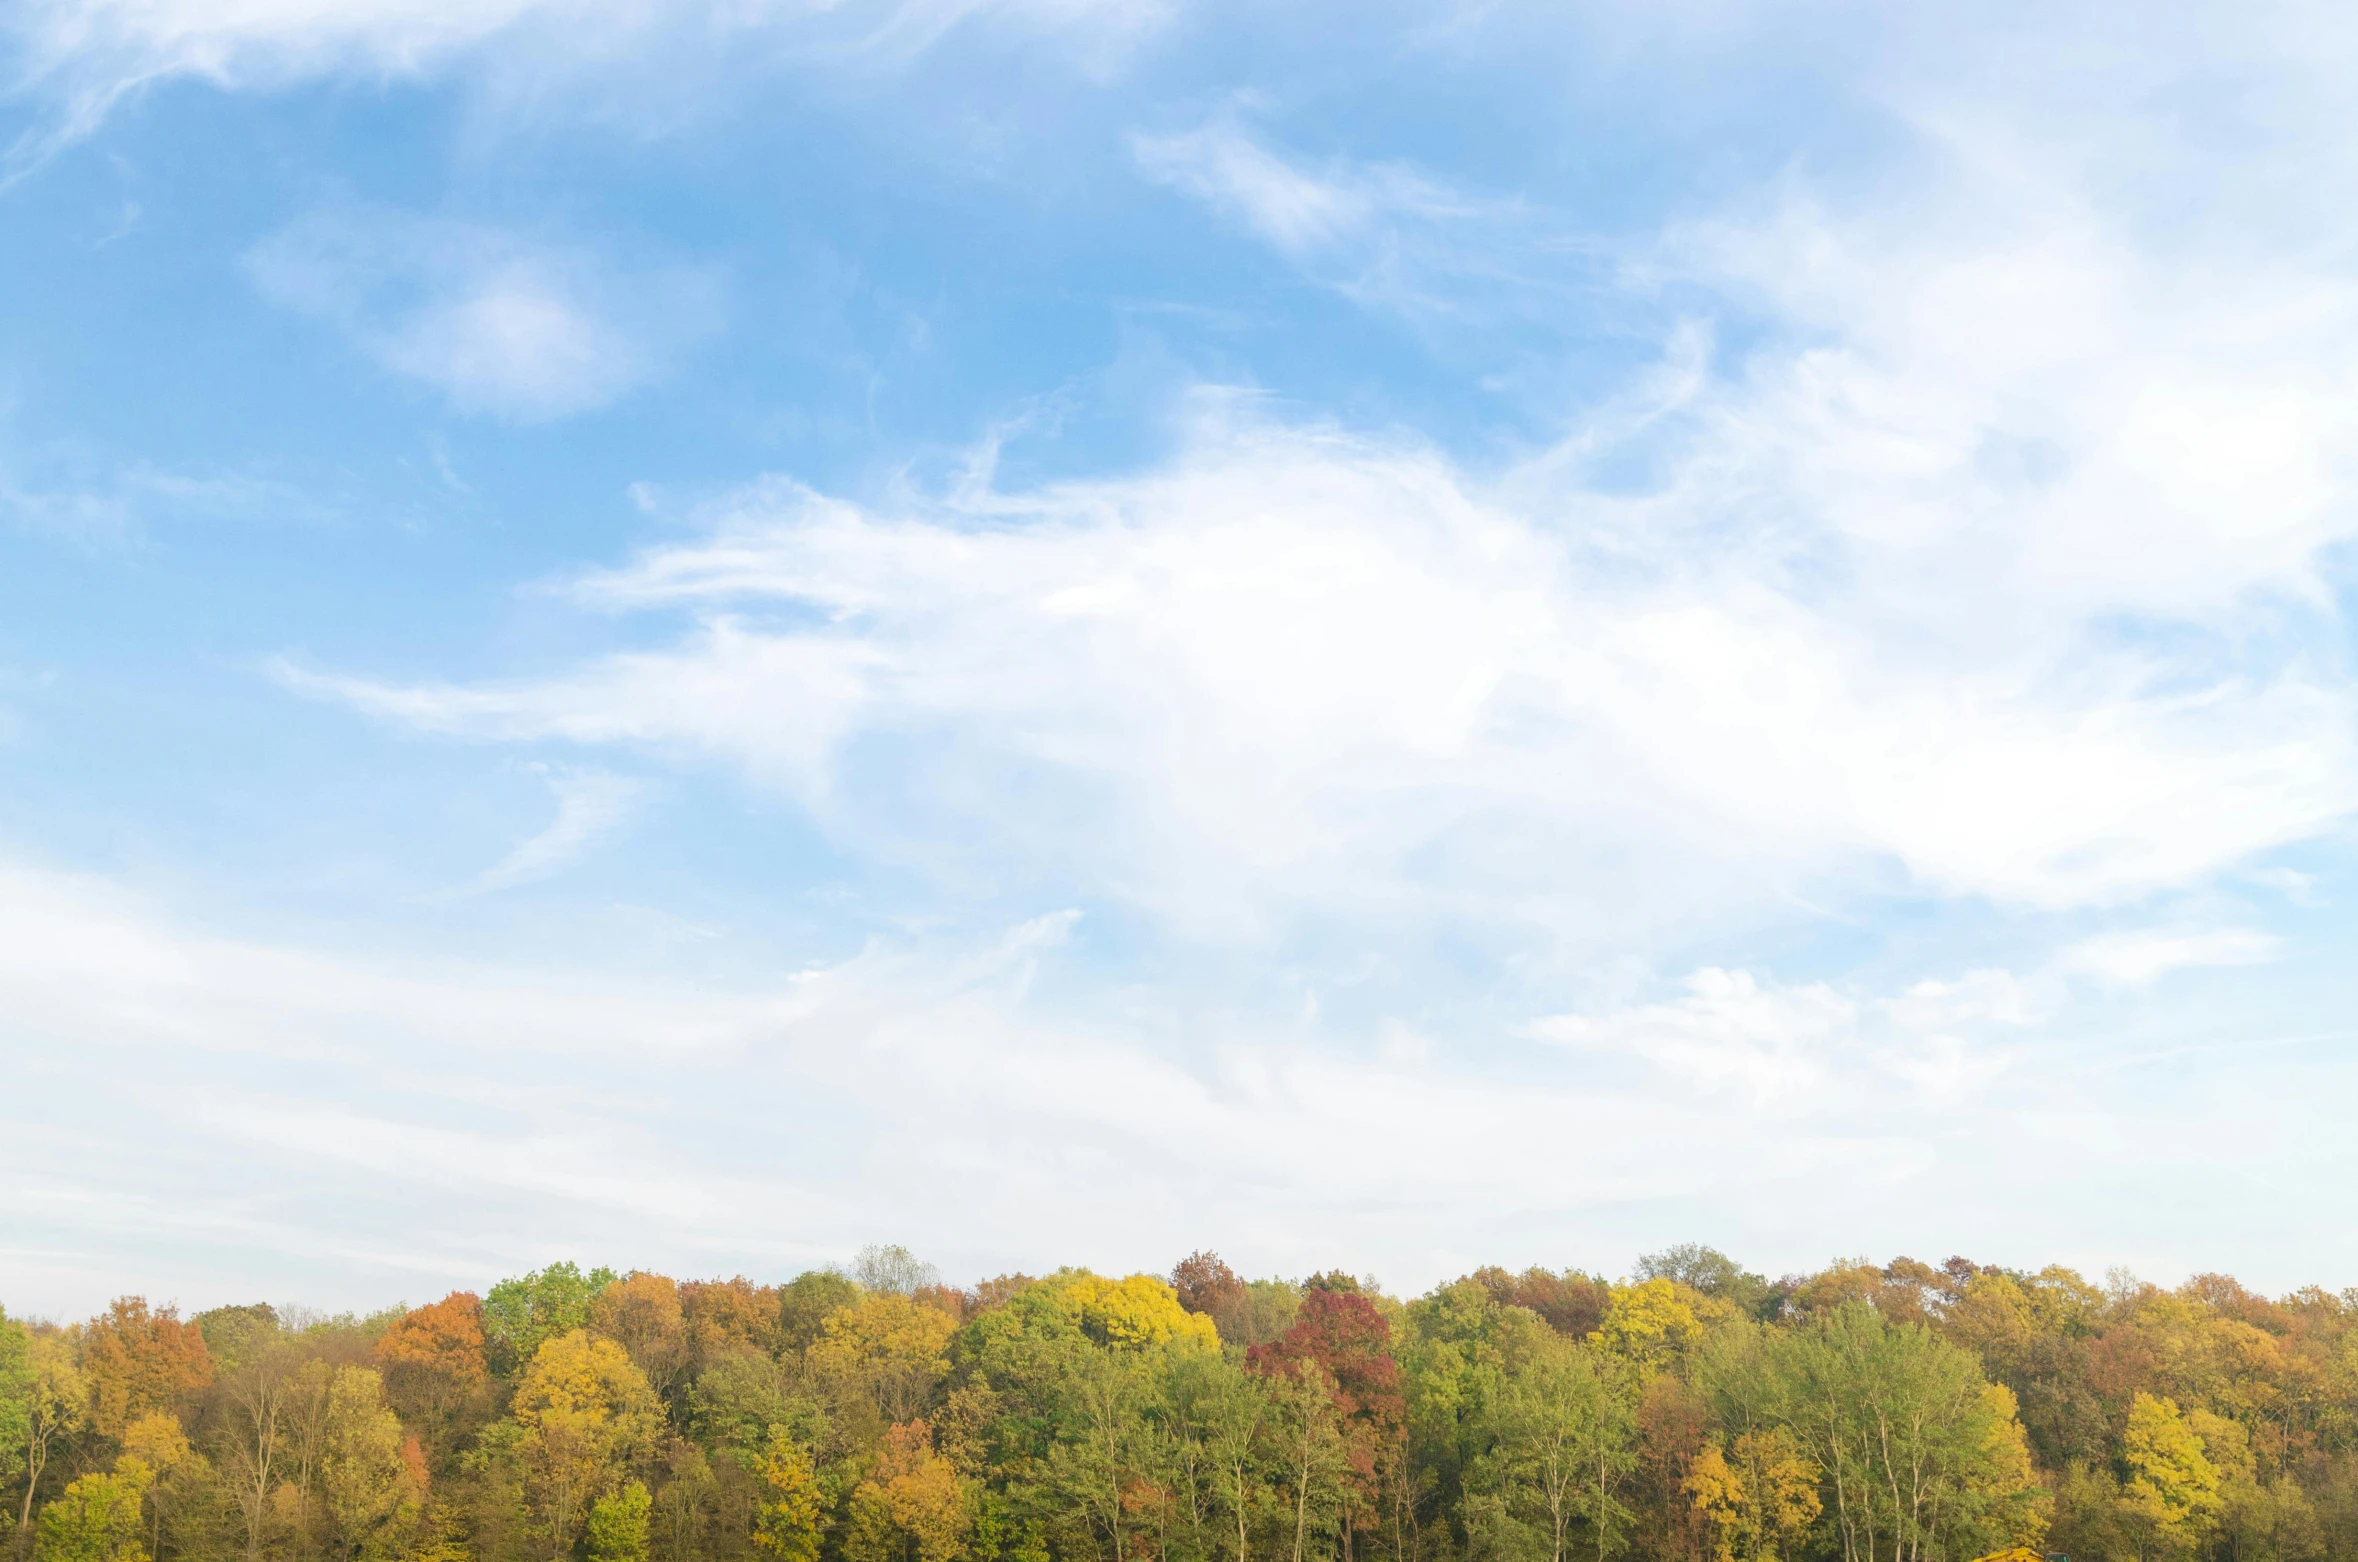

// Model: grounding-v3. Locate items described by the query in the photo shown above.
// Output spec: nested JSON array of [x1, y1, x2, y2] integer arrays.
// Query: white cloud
[[264, 29, 2358, 937], [29, 843, 2345, 1316], [1526, 968, 1855, 1099], [0, 853, 2158, 1316], [1882, 968, 2039, 1036], [2060, 926, 2282, 989], [1132, 121, 1381, 255], [3, 0, 1171, 165], [285, 381, 2358, 941], [1128, 116, 1540, 326], [245, 206, 713, 420], [465, 767, 642, 893]]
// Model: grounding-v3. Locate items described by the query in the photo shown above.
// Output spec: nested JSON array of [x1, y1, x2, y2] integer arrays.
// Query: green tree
[[584, 1481, 651, 1562], [0, 1315, 30, 1507], [1161, 1352, 1267, 1562], [1047, 1350, 1156, 1562], [1634, 1249, 1776, 1322], [15, 1333, 84, 1562], [777, 1272, 863, 1359], [484, 1265, 620, 1379], [1709, 1302, 2045, 1562], [34, 1464, 151, 1562], [1479, 1337, 1638, 1562], [1261, 1363, 1348, 1562]]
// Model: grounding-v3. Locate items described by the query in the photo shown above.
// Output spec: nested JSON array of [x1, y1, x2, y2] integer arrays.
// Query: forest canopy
[[3, 1247, 2346, 1562]]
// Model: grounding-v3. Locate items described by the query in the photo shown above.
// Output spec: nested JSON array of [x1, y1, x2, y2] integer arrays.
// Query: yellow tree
[[118, 1414, 204, 1562], [752, 1430, 826, 1562], [320, 1368, 421, 1562], [808, 1296, 959, 1434], [511, 1330, 663, 1560], [1588, 1283, 1703, 1377], [1684, 1430, 1820, 1562], [16, 1333, 85, 1561], [2121, 1394, 2221, 1558], [587, 1277, 689, 1403], [844, 1422, 971, 1562], [34, 1459, 152, 1562], [1045, 1275, 1221, 1354]]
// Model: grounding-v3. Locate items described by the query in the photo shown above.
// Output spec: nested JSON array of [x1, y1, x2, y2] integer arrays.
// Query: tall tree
[[118, 1414, 202, 1562], [2119, 1393, 2221, 1559], [1171, 1258, 1245, 1324], [1710, 1303, 2044, 1562], [510, 1330, 662, 1560], [19, 1333, 88, 1561], [1250, 1284, 1402, 1562], [214, 1345, 302, 1562], [1682, 1431, 1818, 1562], [750, 1430, 825, 1562], [319, 1369, 421, 1562], [1480, 1337, 1638, 1562], [81, 1302, 213, 1441]]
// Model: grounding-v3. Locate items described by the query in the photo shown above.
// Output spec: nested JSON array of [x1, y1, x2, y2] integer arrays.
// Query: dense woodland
[[2, 1247, 2349, 1562]]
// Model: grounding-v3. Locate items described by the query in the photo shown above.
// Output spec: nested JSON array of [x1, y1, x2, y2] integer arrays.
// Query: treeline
[[1, 1246, 2348, 1562]]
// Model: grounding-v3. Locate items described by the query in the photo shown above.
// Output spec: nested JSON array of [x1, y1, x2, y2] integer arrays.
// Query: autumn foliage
[[12, 1248, 2358, 1562]]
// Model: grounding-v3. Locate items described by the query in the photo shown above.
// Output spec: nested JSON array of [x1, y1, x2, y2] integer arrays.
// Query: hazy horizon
[[8, 0, 2358, 1319]]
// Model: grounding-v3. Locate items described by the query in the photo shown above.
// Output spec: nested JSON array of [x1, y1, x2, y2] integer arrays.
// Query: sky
[[5, 0, 2358, 1320]]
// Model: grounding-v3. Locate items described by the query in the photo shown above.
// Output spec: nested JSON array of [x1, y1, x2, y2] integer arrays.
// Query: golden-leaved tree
[[751, 1429, 827, 1562], [2120, 1394, 2221, 1558], [1683, 1430, 1819, 1562], [320, 1367, 423, 1562], [510, 1330, 662, 1559], [844, 1421, 970, 1562], [808, 1296, 960, 1438]]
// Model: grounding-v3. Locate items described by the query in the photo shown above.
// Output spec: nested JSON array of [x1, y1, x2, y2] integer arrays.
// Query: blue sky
[[6, 0, 2358, 1318]]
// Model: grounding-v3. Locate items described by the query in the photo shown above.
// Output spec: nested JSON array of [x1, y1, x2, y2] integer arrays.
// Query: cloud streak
[[3, 0, 1173, 168], [1, 849, 2306, 1318], [463, 768, 643, 894]]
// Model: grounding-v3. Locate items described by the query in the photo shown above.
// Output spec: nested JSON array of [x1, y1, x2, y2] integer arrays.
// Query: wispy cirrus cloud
[[2, 0, 1173, 170], [1131, 119, 1390, 256], [245, 205, 718, 420], [1128, 114, 1558, 327], [462, 767, 643, 895]]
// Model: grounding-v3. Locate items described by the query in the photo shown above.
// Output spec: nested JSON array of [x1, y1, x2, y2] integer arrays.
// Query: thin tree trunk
[[17, 1437, 43, 1562]]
